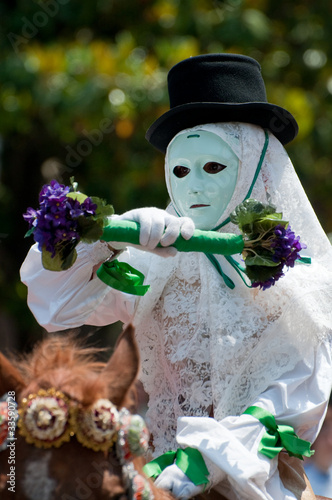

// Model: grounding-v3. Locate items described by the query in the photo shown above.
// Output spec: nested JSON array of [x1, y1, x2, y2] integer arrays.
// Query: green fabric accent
[[101, 221, 244, 255], [143, 451, 176, 479], [143, 447, 209, 486], [224, 255, 252, 288], [176, 448, 209, 486], [205, 253, 235, 289], [207, 129, 269, 285], [213, 129, 269, 231], [298, 256, 311, 264], [245, 129, 270, 199], [99, 222, 244, 294], [243, 406, 314, 460], [172, 230, 244, 255], [96, 260, 150, 296], [102, 220, 141, 246], [205, 254, 253, 290]]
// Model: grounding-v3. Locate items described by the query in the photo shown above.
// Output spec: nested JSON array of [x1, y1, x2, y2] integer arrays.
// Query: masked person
[[21, 54, 332, 500]]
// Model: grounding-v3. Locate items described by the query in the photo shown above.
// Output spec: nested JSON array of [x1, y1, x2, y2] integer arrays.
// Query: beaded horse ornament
[[0, 325, 173, 500]]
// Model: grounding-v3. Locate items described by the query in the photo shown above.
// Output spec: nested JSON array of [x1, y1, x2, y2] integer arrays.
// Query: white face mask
[[168, 130, 239, 230]]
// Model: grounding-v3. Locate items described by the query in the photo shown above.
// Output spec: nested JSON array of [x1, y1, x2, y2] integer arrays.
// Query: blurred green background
[[1, 0, 332, 353]]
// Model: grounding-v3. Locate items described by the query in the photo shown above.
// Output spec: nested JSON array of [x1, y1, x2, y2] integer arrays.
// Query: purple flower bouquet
[[229, 199, 307, 290], [24, 180, 307, 291], [24, 179, 114, 271]]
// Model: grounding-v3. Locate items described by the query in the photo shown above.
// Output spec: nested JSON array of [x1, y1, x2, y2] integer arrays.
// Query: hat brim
[[146, 102, 298, 152]]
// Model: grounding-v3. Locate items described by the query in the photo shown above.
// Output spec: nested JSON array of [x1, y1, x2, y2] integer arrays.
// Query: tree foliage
[[1, 0, 331, 349]]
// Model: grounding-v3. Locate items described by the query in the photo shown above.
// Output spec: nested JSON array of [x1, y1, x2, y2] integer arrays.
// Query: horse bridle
[[0, 390, 154, 500]]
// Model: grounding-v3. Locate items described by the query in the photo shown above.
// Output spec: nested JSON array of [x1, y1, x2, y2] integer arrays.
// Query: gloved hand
[[109, 208, 195, 258], [154, 464, 205, 499]]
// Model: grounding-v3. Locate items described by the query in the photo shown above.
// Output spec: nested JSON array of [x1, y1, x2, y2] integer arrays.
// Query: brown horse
[[0, 325, 173, 500]]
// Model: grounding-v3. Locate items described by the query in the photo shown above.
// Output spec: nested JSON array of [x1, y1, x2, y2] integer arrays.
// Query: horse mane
[[15, 334, 110, 407]]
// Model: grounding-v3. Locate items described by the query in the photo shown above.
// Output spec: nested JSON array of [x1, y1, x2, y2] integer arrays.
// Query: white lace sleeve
[[175, 341, 332, 500], [20, 241, 136, 332]]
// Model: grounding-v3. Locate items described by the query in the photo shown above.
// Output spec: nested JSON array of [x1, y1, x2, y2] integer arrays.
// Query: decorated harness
[[0, 390, 154, 500]]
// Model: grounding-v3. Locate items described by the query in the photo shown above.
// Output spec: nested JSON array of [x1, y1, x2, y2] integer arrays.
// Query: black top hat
[[145, 53, 298, 152]]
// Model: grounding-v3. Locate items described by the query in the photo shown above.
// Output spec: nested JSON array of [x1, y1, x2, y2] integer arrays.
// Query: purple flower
[[82, 197, 97, 216], [271, 225, 306, 268], [251, 270, 284, 291], [44, 211, 67, 227], [23, 180, 101, 260], [54, 227, 79, 243], [23, 179, 114, 272], [23, 207, 38, 228], [33, 227, 53, 253], [248, 224, 306, 290], [39, 180, 70, 206], [67, 198, 85, 219]]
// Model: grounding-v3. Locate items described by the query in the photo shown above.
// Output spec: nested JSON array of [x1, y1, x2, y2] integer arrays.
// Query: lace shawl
[[123, 123, 332, 456]]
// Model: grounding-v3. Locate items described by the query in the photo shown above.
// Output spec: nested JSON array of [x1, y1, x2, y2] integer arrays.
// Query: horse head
[[0, 325, 171, 500]]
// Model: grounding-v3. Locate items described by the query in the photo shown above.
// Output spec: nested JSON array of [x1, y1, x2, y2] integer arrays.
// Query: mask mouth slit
[[190, 204, 210, 208], [187, 134, 200, 138]]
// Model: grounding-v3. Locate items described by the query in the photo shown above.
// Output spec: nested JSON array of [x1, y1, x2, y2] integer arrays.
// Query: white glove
[[154, 464, 205, 499], [109, 208, 195, 258]]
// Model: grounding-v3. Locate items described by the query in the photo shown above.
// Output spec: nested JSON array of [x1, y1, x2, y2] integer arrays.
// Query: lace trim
[[77, 240, 115, 266]]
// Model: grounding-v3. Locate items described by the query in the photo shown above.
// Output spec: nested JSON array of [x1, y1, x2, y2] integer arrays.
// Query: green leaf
[[77, 216, 104, 243], [41, 241, 78, 271], [61, 247, 78, 270], [90, 196, 114, 218], [230, 199, 278, 231], [245, 263, 283, 283], [261, 213, 284, 221], [24, 227, 35, 238], [245, 254, 280, 267], [42, 248, 63, 271], [66, 192, 88, 203], [252, 219, 286, 234]]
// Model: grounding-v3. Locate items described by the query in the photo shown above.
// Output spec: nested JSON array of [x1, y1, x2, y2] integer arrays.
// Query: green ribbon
[[205, 253, 235, 289], [205, 129, 270, 286], [299, 256, 311, 264], [243, 406, 314, 460], [213, 129, 269, 232], [142, 447, 209, 487], [96, 260, 150, 296]]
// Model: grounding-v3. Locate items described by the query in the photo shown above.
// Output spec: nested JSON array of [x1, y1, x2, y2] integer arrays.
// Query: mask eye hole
[[173, 166, 190, 178], [203, 162, 227, 174]]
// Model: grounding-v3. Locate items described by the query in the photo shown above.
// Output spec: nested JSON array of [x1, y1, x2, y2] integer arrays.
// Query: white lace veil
[[131, 123, 332, 455], [165, 122, 332, 258]]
